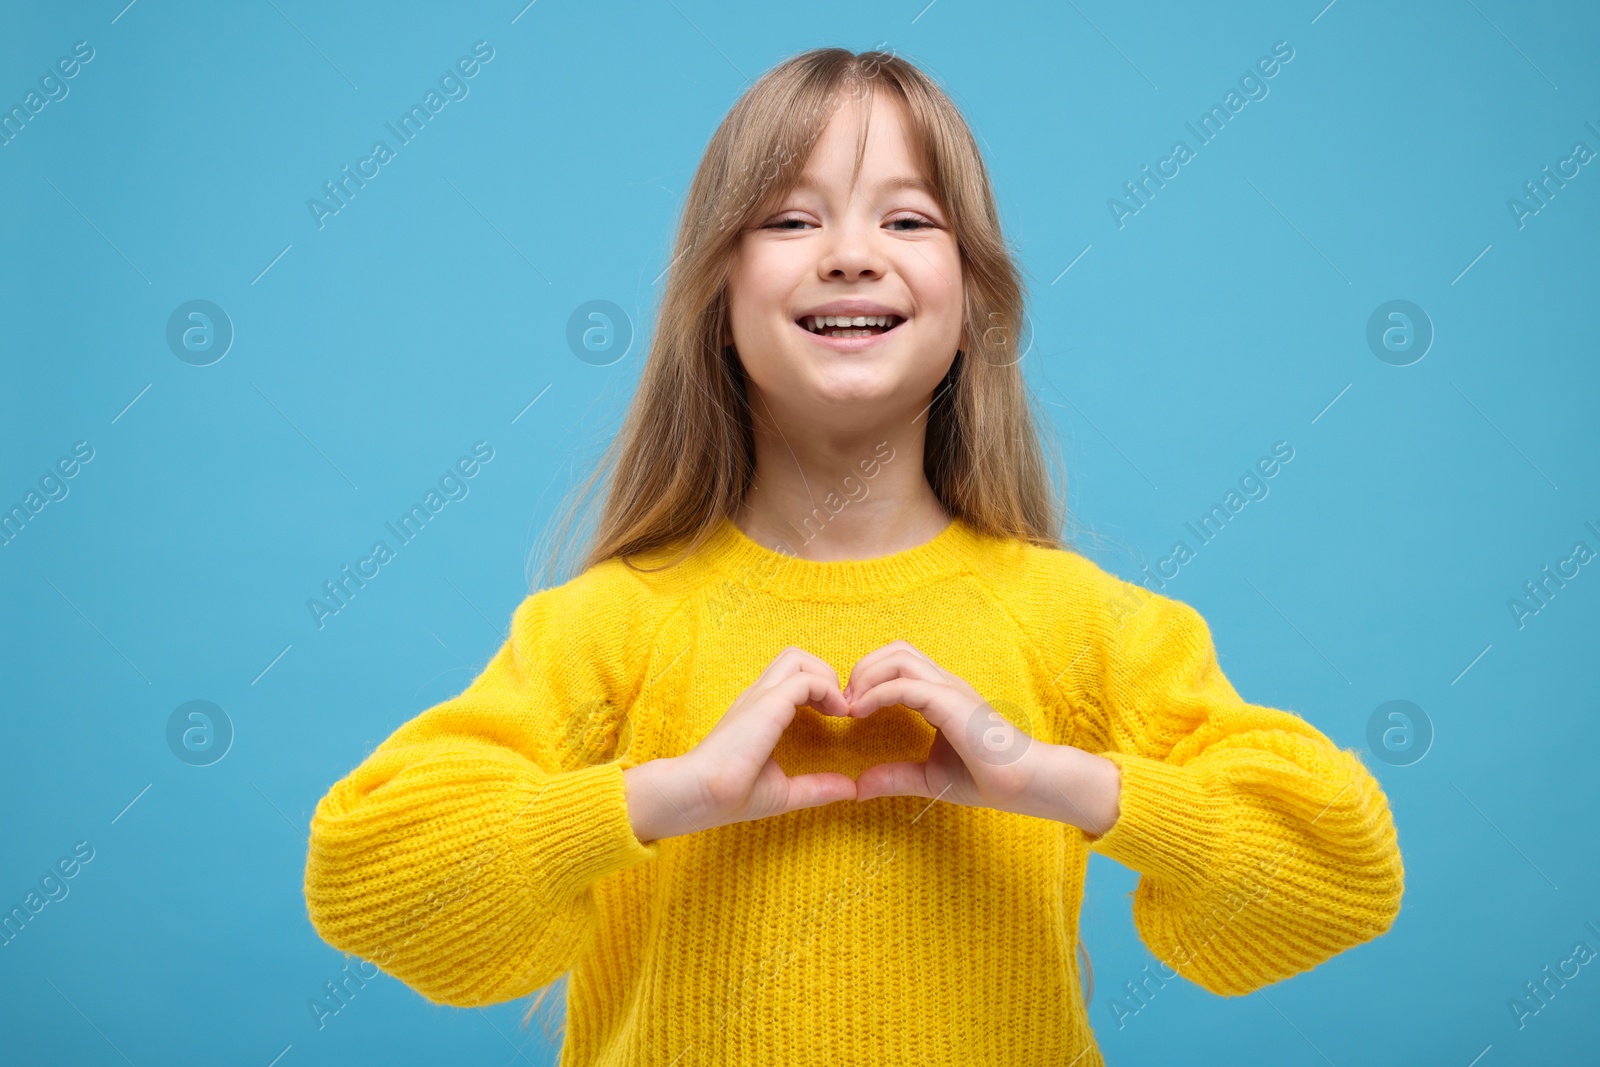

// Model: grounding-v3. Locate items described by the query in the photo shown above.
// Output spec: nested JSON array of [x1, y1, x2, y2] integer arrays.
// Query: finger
[[776, 667, 851, 720], [850, 678, 1000, 769], [794, 669, 852, 718], [855, 761, 932, 803], [842, 640, 933, 698], [779, 771, 858, 812], [759, 646, 844, 694], [845, 648, 947, 704], [849, 673, 957, 727], [759, 647, 847, 714], [717, 669, 851, 768]]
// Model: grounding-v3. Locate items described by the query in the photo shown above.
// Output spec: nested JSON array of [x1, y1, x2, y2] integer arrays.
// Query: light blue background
[[3, 1, 1596, 1064]]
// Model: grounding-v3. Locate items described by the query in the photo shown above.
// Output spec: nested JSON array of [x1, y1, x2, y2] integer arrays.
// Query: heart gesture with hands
[[621, 642, 1122, 846]]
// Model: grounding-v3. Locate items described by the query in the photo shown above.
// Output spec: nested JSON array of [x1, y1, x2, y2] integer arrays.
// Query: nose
[[816, 216, 887, 282]]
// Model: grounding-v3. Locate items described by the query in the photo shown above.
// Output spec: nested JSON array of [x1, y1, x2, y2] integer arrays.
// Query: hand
[[844, 640, 1121, 834], [623, 647, 855, 842]]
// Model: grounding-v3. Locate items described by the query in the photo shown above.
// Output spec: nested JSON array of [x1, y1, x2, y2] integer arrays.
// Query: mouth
[[795, 313, 907, 343]]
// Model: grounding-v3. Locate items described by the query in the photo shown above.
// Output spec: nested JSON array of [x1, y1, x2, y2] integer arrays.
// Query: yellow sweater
[[303, 515, 1404, 1065]]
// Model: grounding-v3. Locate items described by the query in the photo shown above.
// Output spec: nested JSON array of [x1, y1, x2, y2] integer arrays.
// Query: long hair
[[528, 46, 1077, 596]]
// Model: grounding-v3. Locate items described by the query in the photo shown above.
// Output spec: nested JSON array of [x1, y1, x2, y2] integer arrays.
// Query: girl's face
[[725, 90, 965, 427]]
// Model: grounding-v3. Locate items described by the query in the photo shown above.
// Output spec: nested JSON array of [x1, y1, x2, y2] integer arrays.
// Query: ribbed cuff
[[514, 761, 659, 896], [1084, 752, 1226, 895]]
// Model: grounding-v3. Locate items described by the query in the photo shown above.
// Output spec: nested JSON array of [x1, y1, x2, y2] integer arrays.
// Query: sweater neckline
[[696, 512, 980, 601]]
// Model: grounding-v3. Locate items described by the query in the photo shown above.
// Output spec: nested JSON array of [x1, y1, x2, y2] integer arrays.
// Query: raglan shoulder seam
[[537, 554, 708, 717], [958, 541, 1115, 738]]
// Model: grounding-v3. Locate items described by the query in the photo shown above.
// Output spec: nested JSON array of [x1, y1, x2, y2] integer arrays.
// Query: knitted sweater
[[303, 514, 1404, 1066]]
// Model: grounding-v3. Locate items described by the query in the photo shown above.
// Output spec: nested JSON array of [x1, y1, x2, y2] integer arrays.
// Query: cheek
[[728, 249, 794, 334], [904, 248, 964, 329]]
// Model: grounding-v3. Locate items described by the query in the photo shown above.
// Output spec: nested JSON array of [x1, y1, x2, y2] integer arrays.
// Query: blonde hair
[[530, 46, 1078, 594], [522, 46, 1082, 1036]]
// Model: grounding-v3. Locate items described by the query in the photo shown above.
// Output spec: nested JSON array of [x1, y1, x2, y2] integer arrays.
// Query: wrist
[[1026, 743, 1121, 836], [623, 756, 705, 843]]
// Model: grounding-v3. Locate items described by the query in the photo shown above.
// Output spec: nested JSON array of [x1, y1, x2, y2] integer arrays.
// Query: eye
[[762, 215, 814, 231], [886, 215, 937, 232]]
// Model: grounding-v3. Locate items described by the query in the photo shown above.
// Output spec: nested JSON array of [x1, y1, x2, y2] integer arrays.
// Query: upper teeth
[[805, 315, 898, 331]]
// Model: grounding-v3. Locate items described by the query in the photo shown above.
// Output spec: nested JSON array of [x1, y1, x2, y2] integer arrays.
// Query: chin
[[806, 371, 906, 408]]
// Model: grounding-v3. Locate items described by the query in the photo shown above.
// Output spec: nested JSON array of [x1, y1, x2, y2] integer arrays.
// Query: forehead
[[792, 91, 933, 196]]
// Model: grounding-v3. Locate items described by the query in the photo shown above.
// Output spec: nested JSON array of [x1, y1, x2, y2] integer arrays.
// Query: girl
[[304, 47, 1404, 1065]]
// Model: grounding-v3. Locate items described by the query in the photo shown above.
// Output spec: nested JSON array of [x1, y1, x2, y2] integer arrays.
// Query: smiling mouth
[[798, 314, 906, 339]]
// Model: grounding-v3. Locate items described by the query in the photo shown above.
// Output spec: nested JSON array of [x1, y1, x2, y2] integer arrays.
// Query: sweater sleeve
[[1072, 578, 1404, 996], [302, 566, 663, 1008]]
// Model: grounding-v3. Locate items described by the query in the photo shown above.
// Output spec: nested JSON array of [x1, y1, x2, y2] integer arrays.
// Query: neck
[[733, 422, 951, 562]]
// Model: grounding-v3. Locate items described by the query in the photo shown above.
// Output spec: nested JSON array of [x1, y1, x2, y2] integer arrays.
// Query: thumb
[[855, 761, 932, 803], [778, 770, 858, 813]]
